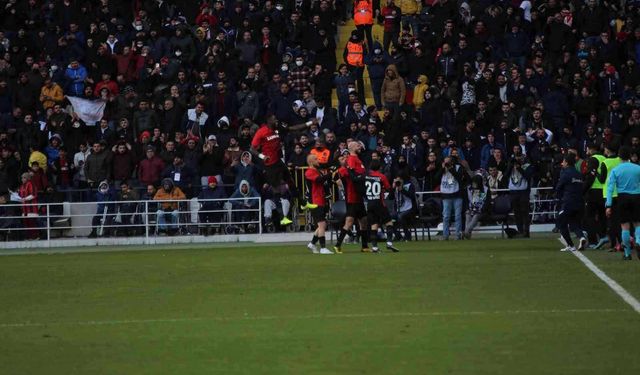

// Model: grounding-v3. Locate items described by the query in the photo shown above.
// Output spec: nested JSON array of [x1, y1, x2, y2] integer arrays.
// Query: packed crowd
[[1, 0, 640, 242]]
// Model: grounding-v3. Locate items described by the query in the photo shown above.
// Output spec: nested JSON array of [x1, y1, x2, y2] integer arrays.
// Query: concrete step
[[331, 20, 385, 107]]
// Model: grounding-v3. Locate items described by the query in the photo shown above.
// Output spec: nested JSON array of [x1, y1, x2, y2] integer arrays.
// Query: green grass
[[1, 238, 639, 374]]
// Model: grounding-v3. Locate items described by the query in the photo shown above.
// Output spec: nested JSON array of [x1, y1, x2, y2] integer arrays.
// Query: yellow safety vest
[[602, 156, 621, 199], [590, 154, 605, 190]]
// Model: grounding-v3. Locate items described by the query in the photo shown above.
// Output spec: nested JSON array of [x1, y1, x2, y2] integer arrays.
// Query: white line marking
[[572, 251, 640, 314], [0, 309, 627, 329]]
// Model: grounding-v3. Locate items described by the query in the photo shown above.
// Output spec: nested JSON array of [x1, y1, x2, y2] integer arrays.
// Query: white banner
[[66, 96, 106, 125]]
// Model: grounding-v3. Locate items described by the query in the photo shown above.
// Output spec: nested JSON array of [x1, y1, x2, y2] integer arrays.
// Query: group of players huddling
[[251, 115, 399, 254]]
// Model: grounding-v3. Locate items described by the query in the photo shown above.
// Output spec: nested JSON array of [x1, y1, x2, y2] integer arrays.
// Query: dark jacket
[[556, 166, 585, 210]]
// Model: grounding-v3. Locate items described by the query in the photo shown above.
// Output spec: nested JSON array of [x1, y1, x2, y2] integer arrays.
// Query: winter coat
[[381, 64, 406, 105]]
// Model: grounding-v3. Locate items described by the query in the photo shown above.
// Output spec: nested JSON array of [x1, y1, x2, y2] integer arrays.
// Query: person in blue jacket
[[556, 153, 588, 251], [605, 146, 640, 260], [88, 180, 116, 238], [198, 176, 227, 235], [64, 59, 88, 97]]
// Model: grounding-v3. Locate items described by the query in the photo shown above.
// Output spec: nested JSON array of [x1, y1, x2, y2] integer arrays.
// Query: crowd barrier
[[0, 197, 262, 242], [0, 185, 558, 244]]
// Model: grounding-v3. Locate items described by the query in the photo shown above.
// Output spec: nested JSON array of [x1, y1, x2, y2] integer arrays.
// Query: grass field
[[1, 237, 639, 374]]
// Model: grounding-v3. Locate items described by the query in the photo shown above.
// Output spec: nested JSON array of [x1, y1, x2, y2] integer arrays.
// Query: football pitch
[[1, 238, 639, 374]]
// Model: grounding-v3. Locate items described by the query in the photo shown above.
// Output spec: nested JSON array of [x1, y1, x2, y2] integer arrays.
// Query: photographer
[[393, 173, 416, 242], [506, 154, 533, 238], [439, 156, 465, 241]]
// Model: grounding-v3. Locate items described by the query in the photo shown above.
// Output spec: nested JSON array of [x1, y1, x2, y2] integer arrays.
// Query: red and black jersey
[[338, 154, 366, 203], [251, 125, 281, 166], [365, 170, 390, 204], [305, 167, 328, 207]]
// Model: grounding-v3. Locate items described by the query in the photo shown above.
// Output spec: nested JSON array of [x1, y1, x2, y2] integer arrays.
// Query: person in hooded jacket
[[381, 64, 406, 111], [232, 151, 257, 190], [198, 176, 227, 235], [365, 42, 389, 108], [229, 179, 260, 228], [88, 180, 116, 238], [154, 178, 187, 235]]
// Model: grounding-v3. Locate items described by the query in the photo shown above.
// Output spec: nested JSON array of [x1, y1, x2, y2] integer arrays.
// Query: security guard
[[354, 0, 374, 50], [602, 144, 622, 251], [344, 30, 368, 104], [584, 144, 608, 248]]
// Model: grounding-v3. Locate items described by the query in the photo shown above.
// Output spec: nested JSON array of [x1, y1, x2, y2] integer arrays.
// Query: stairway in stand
[[332, 20, 384, 108]]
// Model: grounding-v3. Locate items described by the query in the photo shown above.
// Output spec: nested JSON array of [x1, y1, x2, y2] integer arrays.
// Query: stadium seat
[[418, 198, 442, 241], [490, 195, 513, 239]]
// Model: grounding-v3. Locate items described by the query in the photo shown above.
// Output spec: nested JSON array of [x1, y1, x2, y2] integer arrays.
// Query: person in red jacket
[[94, 73, 119, 97], [304, 154, 334, 254], [19, 172, 39, 239], [381, 0, 402, 52], [334, 141, 369, 253], [138, 145, 165, 188]]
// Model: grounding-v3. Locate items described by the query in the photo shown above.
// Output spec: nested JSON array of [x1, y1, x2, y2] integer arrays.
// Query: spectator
[[440, 156, 465, 241], [115, 181, 140, 236], [153, 178, 187, 235], [64, 59, 87, 97], [84, 141, 110, 189], [138, 146, 165, 188], [18, 172, 39, 240], [229, 179, 260, 229], [39, 78, 64, 110], [88, 180, 116, 238], [198, 176, 227, 235], [381, 64, 405, 111]]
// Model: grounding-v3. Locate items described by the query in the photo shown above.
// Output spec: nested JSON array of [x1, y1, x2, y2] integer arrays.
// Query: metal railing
[[0, 197, 262, 243], [415, 186, 558, 221], [0, 186, 560, 244]]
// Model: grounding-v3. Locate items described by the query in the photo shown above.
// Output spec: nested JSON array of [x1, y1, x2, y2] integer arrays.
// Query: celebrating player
[[333, 141, 369, 253], [365, 160, 399, 253], [304, 154, 333, 254], [251, 114, 316, 227]]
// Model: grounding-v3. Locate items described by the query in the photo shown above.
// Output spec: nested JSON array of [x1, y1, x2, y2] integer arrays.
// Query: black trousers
[[607, 198, 621, 247], [557, 207, 584, 247], [585, 189, 606, 243], [510, 192, 530, 236]]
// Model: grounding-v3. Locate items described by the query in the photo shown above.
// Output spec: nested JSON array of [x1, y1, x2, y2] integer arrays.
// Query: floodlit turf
[[0, 238, 639, 374]]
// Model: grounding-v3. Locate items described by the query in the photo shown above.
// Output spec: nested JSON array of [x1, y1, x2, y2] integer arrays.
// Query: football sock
[[385, 225, 394, 244], [622, 229, 632, 257], [370, 230, 378, 247], [336, 228, 348, 247], [359, 230, 369, 249], [311, 235, 318, 245], [319, 236, 326, 248]]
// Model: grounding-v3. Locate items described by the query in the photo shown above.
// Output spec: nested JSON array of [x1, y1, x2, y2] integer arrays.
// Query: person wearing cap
[[600, 64, 622, 104], [200, 134, 225, 189], [198, 175, 227, 234], [344, 31, 368, 105]]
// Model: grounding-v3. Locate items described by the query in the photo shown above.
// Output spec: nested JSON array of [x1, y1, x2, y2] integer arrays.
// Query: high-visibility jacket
[[354, 0, 373, 25], [310, 147, 331, 166], [346, 41, 364, 67], [602, 156, 622, 199], [590, 154, 606, 190]]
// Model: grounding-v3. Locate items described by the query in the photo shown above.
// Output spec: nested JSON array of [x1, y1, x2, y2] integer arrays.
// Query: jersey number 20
[[365, 180, 381, 199]]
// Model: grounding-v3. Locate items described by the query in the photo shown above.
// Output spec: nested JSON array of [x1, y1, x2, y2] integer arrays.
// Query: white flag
[[66, 96, 106, 125]]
